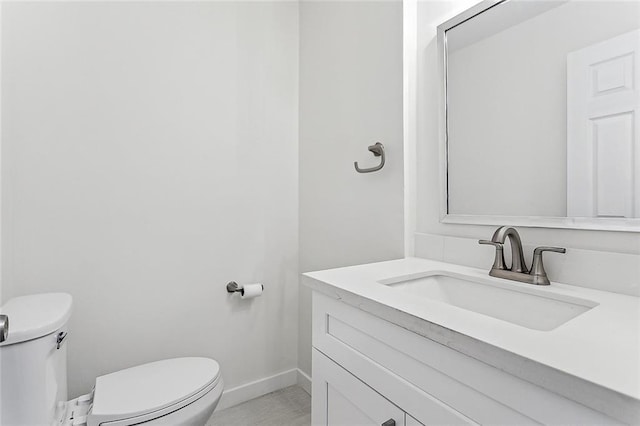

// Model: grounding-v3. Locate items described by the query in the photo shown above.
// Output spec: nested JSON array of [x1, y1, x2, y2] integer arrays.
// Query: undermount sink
[[379, 272, 598, 331]]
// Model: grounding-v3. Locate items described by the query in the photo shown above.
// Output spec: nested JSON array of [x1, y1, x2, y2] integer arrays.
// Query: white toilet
[[0, 293, 224, 426]]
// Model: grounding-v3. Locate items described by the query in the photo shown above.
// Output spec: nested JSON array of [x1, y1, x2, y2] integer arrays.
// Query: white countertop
[[303, 257, 640, 417]]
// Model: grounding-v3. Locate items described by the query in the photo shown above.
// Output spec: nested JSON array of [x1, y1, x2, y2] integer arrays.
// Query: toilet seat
[[87, 357, 221, 426]]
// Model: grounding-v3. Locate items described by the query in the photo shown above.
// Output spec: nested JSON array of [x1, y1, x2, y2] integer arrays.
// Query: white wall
[[414, 0, 640, 294], [1, 2, 299, 399], [298, 0, 404, 378], [0, 4, 3, 305], [447, 1, 640, 217]]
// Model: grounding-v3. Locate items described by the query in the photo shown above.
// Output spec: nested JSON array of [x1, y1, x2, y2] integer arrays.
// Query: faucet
[[479, 226, 565, 285], [488, 226, 528, 273]]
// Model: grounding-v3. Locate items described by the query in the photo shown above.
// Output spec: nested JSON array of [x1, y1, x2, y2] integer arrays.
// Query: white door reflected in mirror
[[567, 29, 640, 218]]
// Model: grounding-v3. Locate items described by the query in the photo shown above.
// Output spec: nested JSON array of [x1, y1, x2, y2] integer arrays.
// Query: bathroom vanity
[[303, 0, 640, 423], [303, 258, 640, 425]]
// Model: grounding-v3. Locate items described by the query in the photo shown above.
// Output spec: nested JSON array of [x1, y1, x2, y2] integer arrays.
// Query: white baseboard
[[297, 368, 312, 395], [217, 368, 298, 411]]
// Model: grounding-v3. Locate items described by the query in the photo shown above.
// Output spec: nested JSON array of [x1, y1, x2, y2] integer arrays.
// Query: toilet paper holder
[[226, 281, 263, 296]]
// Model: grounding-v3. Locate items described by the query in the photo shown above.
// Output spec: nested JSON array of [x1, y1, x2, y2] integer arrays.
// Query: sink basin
[[379, 272, 598, 331]]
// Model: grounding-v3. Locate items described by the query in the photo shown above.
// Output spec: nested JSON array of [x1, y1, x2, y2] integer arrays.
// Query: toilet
[[0, 293, 224, 426]]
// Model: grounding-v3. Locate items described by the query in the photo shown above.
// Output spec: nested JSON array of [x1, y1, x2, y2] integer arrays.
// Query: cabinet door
[[313, 349, 404, 426], [406, 414, 424, 426]]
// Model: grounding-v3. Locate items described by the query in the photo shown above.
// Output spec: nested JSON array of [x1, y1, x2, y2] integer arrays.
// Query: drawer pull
[[382, 419, 395, 426]]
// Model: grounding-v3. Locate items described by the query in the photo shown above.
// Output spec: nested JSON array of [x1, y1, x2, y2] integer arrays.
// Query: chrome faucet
[[479, 226, 565, 285]]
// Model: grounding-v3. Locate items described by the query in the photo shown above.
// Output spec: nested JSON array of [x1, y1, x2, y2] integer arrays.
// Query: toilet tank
[[0, 293, 73, 425]]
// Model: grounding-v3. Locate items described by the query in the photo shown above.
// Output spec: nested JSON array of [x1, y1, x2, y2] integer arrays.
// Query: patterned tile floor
[[208, 386, 311, 426]]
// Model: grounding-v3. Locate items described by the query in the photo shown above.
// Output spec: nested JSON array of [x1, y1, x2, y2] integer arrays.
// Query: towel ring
[[354, 142, 385, 173]]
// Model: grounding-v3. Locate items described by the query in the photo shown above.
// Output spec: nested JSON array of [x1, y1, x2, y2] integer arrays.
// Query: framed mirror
[[437, 0, 640, 232]]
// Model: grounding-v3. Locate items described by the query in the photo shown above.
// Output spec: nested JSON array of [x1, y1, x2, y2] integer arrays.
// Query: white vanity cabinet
[[311, 292, 621, 426]]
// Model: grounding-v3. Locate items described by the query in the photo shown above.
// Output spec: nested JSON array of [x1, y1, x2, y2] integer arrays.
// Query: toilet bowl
[[0, 293, 224, 426]]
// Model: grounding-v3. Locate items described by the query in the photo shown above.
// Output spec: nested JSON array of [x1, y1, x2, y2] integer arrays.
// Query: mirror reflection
[[445, 0, 640, 219]]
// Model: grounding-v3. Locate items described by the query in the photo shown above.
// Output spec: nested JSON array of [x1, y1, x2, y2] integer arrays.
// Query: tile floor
[[208, 386, 311, 426]]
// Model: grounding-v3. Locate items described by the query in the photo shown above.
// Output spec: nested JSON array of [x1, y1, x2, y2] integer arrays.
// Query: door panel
[[406, 414, 425, 426], [312, 349, 404, 426], [567, 29, 640, 218]]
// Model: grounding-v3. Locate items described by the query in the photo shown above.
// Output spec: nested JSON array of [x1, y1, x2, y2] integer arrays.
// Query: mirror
[[438, 0, 640, 231]]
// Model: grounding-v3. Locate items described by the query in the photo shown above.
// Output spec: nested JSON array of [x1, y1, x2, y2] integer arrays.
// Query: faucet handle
[[479, 240, 506, 270], [534, 246, 566, 255], [530, 246, 566, 285]]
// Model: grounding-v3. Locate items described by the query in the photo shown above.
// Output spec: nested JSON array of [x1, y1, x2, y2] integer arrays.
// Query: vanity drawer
[[314, 347, 472, 426], [312, 292, 620, 426], [313, 348, 406, 426]]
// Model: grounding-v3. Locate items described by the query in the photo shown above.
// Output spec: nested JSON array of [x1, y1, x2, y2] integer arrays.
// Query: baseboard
[[297, 368, 312, 395], [217, 368, 298, 411]]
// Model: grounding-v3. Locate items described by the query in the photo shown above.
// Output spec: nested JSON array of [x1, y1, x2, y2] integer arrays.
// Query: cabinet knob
[[382, 420, 396, 426]]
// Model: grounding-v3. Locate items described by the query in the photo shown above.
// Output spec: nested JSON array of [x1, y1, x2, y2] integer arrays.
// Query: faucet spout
[[490, 226, 528, 273]]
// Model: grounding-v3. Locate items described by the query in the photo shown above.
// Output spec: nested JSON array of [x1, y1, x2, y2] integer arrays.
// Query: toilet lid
[[0, 293, 72, 346], [90, 357, 220, 423]]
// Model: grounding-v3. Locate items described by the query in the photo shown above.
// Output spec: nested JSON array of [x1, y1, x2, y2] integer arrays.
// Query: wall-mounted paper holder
[[354, 142, 385, 173]]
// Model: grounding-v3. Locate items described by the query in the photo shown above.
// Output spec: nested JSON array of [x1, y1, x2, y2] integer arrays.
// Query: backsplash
[[415, 233, 640, 297]]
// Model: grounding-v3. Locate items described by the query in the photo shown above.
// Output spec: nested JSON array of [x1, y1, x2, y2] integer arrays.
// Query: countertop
[[303, 257, 640, 422]]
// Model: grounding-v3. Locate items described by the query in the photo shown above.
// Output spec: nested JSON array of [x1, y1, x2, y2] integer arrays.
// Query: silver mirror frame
[[436, 0, 640, 233]]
